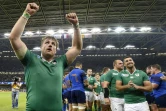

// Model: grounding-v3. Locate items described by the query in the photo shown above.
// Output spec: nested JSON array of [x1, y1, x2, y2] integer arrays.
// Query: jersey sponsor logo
[[130, 76, 134, 79], [135, 73, 139, 77], [113, 73, 118, 75], [122, 74, 129, 77]]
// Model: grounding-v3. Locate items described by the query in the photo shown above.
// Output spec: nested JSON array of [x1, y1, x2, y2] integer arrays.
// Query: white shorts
[[109, 97, 124, 111], [94, 94, 100, 100], [124, 101, 150, 111], [85, 91, 94, 102], [99, 92, 105, 104]]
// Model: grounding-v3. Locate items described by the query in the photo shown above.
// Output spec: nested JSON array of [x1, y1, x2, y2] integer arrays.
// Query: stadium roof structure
[[0, 0, 166, 71]]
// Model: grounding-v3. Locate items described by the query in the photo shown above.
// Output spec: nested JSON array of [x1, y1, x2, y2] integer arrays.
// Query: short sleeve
[[152, 73, 163, 85], [94, 77, 97, 84], [142, 71, 149, 81], [21, 50, 33, 66], [104, 71, 112, 83], [116, 72, 122, 81], [59, 55, 68, 69], [81, 71, 87, 80]]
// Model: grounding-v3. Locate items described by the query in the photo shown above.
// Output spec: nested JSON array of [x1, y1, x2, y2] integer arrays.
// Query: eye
[[52, 42, 55, 46], [45, 41, 49, 44]]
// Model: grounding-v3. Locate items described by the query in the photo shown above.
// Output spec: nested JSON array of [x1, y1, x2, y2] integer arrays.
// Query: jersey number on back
[[72, 74, 78, 82]]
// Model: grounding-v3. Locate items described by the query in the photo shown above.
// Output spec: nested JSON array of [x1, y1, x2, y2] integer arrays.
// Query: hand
[[104, 98, 110, 105], [66, 13, 79, 26], [161, 76, 166, 81], [95, 92, 98, 96], [130, 83, 140, 90], [64, 98, 68, 104], [127, 80, 133, 88], [25, 3, 39, 16], [88, 85, 93, 90]]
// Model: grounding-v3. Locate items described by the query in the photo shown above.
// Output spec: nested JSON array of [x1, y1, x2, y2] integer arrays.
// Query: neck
[[154, 70, 160, 74], [87, 74, 91, 77], [114, 68, 121, 72], [126, 66, 136, 74], [75, 66, 81, 69], [42, 54, 54, 62]]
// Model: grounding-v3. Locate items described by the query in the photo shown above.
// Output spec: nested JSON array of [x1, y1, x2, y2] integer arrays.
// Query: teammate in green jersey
[[94, 73, 102, 111], [116, 57, 152, 111], [100, 67, 110, 111], [85, 68, 97, 111], [103, 59, 124, 111], [9, 3, 82, 111]]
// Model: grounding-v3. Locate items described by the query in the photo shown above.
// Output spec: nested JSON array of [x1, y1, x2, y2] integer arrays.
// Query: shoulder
[[106, 70, 114, 75], [55, 55, 67, 61], [156, 73, 164, 77], [137, 70, 146, 75], [120, 70, 126, 73]]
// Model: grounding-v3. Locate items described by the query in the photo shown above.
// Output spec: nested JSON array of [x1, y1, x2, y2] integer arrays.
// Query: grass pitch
[[0, 92, 95, 111], [0, 92, 26, 111]]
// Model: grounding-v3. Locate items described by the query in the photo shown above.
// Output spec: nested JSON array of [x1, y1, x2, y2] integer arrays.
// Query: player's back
[[63, 74, 71, 92], [69, 68, 86, 92]]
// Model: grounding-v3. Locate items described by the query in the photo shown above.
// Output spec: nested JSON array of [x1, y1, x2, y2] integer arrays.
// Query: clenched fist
[[25, 3, 39, 16], [66, 13, 79, 26]]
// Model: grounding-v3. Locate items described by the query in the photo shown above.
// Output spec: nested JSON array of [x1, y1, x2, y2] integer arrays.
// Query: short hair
[[87, 68, 92, 71], [102, 67, 110, 73], [123, 56, 132, 62], [75, 61, 82, 67], [151, 64, 161, 71], [113, 59, 121, 66], [95, 72, 100, 76], [41, 36, 59, 50], [64, 72, 69, 76], [146, 65, 152, 70]]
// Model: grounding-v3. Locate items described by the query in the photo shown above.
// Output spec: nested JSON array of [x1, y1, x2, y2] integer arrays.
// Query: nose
[[48, 43, 52, 47]]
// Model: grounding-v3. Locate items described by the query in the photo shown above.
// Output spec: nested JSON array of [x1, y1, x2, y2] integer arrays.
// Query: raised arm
[[65, 13, 82, 65], [9, 3, 39, 60]]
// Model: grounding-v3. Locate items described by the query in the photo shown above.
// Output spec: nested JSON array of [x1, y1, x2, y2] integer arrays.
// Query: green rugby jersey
[[116, 69, 149, 104], [21, 50, 68, 111], [100, 74, 105, 92], [105, 69, 124, 98], [94, 81, 102, 94], [85, 76, 96, 92]]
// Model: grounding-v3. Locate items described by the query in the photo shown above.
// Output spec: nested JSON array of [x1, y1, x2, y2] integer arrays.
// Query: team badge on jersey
[[135, 73, 139, 77], [130, 76, 134, 79], [122, 74, 129, 77], [113, 73, 118, 75]]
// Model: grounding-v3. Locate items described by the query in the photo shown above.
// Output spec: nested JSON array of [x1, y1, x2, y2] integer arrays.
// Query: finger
[[71, 13, 75, 17], [30, 3, 38, 10], [67, 18, 74, 21], [73, 13, 76, 18], [67, 13, 72, 18]]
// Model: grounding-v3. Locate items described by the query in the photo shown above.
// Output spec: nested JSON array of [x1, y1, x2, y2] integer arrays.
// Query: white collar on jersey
[[126, 68, 136, 75], [41, 54, 56, 64]]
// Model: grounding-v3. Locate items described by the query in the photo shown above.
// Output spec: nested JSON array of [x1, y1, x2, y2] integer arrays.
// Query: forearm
[[116, 85, 129, 91], [10, 15, 28, 40], [72, 25, 82, 50], [137, 85, 152, 92]]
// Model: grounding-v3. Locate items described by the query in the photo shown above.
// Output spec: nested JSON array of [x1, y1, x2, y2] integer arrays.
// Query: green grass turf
[[0, 92, 95, 111], [0, 92, 26, 111]]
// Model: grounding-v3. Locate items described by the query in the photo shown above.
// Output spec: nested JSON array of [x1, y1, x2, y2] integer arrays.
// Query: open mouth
[[47, 48, 52, 51]]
